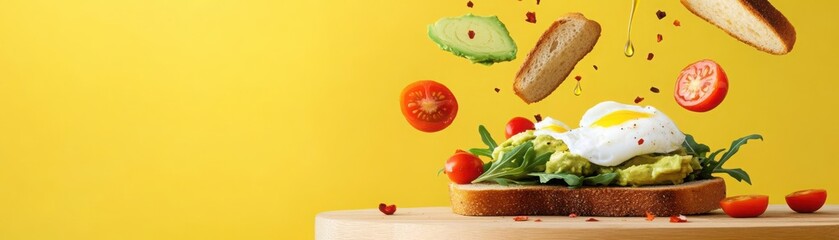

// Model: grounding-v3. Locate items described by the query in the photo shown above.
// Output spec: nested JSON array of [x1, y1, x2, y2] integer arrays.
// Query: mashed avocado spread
[[493, 131, 701, 186]]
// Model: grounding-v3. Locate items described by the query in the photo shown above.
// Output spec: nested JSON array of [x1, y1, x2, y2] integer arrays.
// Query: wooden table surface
[[316, 205, 839, 240]]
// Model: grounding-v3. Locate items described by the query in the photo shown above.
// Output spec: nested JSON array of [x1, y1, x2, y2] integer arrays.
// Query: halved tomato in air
[[400, 80, 458, 132], [674, 60, 728, 112]]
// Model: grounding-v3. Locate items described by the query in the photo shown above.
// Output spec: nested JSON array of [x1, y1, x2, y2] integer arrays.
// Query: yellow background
[[0, 0, 836, 239]]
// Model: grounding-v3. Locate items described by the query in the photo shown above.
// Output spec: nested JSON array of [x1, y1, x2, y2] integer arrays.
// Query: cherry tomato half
[[505, 117, 535, 139], [445, 151, 484, 184], [400, 80, 458, 133], [674, 60, 729, 112], [720, 195, 769, 218], [786, 189, 828, 213]]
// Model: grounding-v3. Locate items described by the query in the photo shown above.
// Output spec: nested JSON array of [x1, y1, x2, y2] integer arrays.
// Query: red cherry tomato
[[674, 60, 728, 112], [786, 189, 827, 213], [445, 151, 484, 184], [720, 195, 769, 218], [505, 117, 535, 139], [400, 80, 458, 132]]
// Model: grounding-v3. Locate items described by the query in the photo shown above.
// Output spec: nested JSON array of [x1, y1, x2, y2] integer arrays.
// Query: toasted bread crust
[[513, 13, 600, 103], [450, 178, 726, 217], [681, 0, 796, 54]]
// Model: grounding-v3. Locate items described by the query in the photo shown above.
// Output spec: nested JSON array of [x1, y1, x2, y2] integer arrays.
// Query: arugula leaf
[[686, 133, 762, 185], [467, 148, 492, 158], [493, 178, 539, 186], [583, 172, 618, 186], [471, 142, 532, 183], [529, 173, 583, 187], [478, 125, 497, 150]]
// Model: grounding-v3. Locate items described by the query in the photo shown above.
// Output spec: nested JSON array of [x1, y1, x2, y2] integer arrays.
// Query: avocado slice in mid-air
[[428, 14, 517, 65]]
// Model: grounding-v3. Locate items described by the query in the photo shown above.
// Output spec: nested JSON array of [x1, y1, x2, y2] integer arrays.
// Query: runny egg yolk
[[545, 125, 567, 133], [591, 110, 654, 128]]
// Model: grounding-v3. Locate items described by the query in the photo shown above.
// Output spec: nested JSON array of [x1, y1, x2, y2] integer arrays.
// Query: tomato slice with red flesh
[[674, 60, 728, 112], [786, 189, 828, 213], [720, 195, 769, 218], [400, 80, 458, 132]]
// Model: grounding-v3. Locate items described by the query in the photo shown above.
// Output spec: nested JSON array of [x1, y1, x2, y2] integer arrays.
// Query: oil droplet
[[624, 0, 638, 57], [573, 81, 582, 96]]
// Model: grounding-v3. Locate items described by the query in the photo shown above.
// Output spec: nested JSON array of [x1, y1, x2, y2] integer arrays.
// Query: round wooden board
[[316, 205, 839, 240]]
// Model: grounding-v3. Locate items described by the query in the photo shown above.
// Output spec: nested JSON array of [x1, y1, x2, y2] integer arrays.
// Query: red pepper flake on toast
[[569, 213, 578, 218], [656, 10, 667, 20], [657, 34, 663, 43], [650, 87, 660, 93], [468, 30, 475, 39], [378, 203, 397, 215], [670, 215, 688, 223], [645, 211, 656, 221], [467, 1, 473, 8], [585, 218, 599, 222], [673, 20, 681, 27], [513, 216, 529, 221], [634, 96, 645, 104], [525, 12, 536, 23]]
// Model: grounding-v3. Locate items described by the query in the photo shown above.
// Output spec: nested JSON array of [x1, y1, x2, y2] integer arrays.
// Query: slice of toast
[[514, 13, 601, 104], [681, 0, 796, 55], [449, 178, 725, 217]]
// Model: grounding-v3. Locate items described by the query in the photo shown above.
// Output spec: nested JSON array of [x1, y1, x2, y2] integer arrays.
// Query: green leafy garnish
[[583, 172, 619, 186], [684, 134, 763, 184], [528, 172, 617, 188], [471, 141, 552, 184], [468, 125, 497, 158]]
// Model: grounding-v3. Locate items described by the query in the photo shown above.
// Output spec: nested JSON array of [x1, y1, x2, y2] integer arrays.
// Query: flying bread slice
[[514, 13, 601, 104], [681, 0, 796, 55]]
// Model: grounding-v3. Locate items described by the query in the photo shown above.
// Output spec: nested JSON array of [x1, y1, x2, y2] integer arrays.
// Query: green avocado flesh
[[494, 132, 700, 187], [428, 14, 517, 65]]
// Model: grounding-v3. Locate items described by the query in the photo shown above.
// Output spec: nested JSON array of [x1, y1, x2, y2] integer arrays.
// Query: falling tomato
[[400, 80, 458, 132]]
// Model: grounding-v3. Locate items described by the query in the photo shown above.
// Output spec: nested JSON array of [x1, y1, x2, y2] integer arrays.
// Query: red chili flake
[[378, 203, 396, 215], [534, 218, 542, 222], [536, 0, 541, 5], [656, 10, 667, 20], [646, 211, 656, 221], [647, 53, 654, 60], [494, 87, 500, 93], [593, 65, 598, 70], [656, 34, 663, 43], [513, 216, 529, 221], [585, 218, 599, 222], [525, 12, 537, 23], [574, 76, 582, 81], [634, 96, 645, 104], [568, 213, 578, 218], [673, 20, 681, 26], [467, 1, 474, 8], [650, 87, 660, 93], [638, 138, 645, 145], [534, 114, 543, 122], [468, 30, 475, 39], [669, 214, 688, 223]]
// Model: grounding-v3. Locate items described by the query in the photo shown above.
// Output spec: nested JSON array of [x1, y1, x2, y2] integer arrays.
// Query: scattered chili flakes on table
[[494, 87, 501, 93], [645, 211, 656, 221], [467, 1, 473, 8], [650, 87, 660, 93], [657, 34, 663, 43], [378, 203, 396, 215], [526, 12, 537, 23], [513, 216, 529, 221], [586, 218, 599, 222], [634, 96, 645, 103], [568, 213, 578, 218], [670, 215, 688, 223], [647, 53, 654, 60], [656, 10, 667, 20], [673, 20, 681, 26], [534, 114, 543, 122], [534, 218, 542, 222], [468, 30, 475, 39]]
